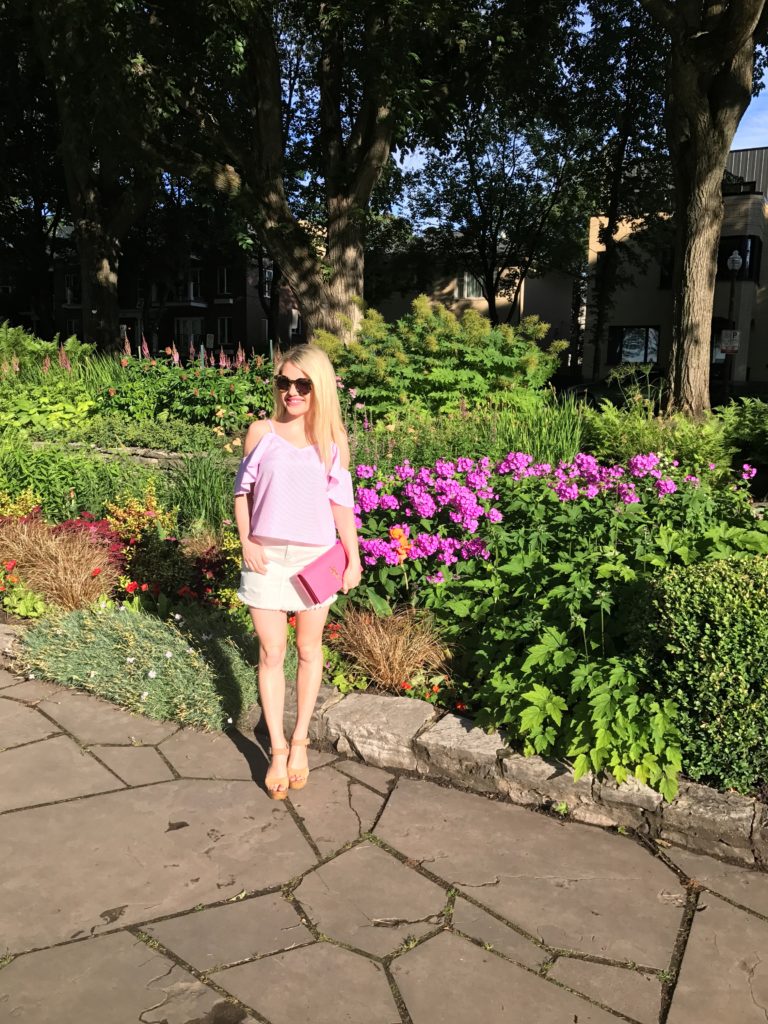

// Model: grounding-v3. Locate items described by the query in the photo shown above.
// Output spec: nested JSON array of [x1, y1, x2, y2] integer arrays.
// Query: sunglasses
[[274, 374, 313, 396]]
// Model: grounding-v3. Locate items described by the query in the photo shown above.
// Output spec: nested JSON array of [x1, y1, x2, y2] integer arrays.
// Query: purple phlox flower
[[356, 487, 380, 513], [655, 478, 677, 497], [457, 457, 475, 472], [355, 464, 376, 479], [348, 388, 357, 399], [378, 493, 400, 511], [427, 571, 445, 585], [742, 463, 757, 480], [395, 461, 415, 480], [684, 475, 700, 487], [435, 459, 456, 478], [628, 453, 660, 478]]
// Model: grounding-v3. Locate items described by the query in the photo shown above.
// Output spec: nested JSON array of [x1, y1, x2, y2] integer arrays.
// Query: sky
[[733, 80, 768, 150]]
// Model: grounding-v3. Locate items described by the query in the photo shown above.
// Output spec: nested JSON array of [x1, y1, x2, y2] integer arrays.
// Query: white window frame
[[217, 266, 229, 294], [64, 272, 80, 305], [217, 316, 232, 346], [174, 317, 204, 346], [456, 270, 483, 300]]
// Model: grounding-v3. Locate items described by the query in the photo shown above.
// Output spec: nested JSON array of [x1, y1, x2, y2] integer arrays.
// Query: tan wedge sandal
[[288, 737, 311, 790], [265, 746, 290, 800]]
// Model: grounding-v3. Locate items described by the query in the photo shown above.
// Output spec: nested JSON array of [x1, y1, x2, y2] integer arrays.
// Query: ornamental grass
[[20, 605, 259, 730], [333, 606, 450, 691], [0, 518, 121, 610]]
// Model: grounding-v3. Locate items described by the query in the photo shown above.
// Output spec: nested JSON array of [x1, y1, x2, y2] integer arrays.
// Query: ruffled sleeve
[[327, 443, 354, 507], [233, 434, 269, 495]]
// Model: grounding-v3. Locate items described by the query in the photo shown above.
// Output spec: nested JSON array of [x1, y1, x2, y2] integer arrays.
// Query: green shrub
[[65, 413, 225, 453], [317, 298, 566, 416], [0, 430, 162, 522], [719, 398, 768, 475], [20, 604, 259, 730], [0, 321, 95, 365], [582, 399, 730, 472], [646, 557, 768, 793]]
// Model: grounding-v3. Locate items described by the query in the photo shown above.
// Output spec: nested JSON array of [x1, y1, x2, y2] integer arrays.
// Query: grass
[[348, 390, 585, 472], [168, 454, 239, 534]]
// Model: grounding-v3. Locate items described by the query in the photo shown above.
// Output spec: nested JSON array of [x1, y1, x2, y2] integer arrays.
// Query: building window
[[217, 317, 232, 347], [64, 272, 81, 305], [65, 317, 81, 339], [174, 268, 201, 302], [174, 317, 204, 346], [456, 271, 483, 300], [608, 326, 659, 365], [217, 267, 230, 294], [0, 271, 14, 295]]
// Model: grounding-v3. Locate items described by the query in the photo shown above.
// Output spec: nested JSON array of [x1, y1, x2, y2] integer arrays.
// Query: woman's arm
[[331, 431, 362, 593], [235, 420, 271, 574]]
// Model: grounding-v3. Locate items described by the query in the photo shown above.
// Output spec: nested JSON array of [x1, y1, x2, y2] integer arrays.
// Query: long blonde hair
[[273, 344, 345, 468]]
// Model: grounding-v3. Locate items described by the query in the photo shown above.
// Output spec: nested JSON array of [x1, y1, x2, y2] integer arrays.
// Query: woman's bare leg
[[289, 604, 330, 781], [250, 608, 289, 793]]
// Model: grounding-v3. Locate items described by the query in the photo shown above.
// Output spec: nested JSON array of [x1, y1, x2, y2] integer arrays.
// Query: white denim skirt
[[237, 537, 338, 613]]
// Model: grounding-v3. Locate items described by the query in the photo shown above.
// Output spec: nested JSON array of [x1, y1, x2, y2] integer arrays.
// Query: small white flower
[[201, 632, 212, 641], [186, 647, 194, 654], [141, 691, 148, 701], [126, 657, 135, 664], [226, 717, 233, 725], [27, 674, 35, 681], [173, 613, 182, 621], [148, 670, 157, 679], [164, 651, 173, 659], [89, 671, 97, 678]]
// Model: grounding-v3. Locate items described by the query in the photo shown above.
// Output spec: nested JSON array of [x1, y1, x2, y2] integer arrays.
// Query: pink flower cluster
[[355, 457, 498, 571], [497, 450, 685, 503]]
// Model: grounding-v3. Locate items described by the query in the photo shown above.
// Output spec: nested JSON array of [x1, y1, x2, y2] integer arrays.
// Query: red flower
[[91, 567, 102, 577], [288, 614, 297, 627], [140, 583, 149, 592], [401, 682, 412, 691], [4, 560, 16, 571], [455, 702, 467, 712], [0, 584, 5, 592], [120, 357, 129, 367], [125, 581, 139, 594]]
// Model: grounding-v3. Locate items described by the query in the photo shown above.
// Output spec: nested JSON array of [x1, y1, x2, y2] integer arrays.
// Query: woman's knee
[[259, 642, 287, 669], [296, 638, 323, 664]]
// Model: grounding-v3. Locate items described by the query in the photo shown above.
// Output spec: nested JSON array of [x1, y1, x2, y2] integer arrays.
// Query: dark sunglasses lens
[[274, 375, 312, 396]]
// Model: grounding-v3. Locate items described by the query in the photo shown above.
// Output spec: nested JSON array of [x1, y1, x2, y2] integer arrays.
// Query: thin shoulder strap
[[266, 418, 275, 433]]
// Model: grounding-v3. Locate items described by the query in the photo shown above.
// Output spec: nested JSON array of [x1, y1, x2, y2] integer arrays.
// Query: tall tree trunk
[[77, 228, 121, 351], [641, 0, 768, 417]]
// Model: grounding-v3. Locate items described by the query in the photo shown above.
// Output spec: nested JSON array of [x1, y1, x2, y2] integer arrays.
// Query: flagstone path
[[1, 668, 767, 1024]]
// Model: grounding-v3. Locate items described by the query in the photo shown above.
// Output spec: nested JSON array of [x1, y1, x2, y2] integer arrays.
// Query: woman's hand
[[242, 537, 269, 574], [342, 557, 362, 594]]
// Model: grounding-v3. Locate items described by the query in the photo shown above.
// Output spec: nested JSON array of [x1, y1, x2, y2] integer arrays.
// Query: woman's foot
[[265, 746, 290, 800], [288, 737, 310, 790]]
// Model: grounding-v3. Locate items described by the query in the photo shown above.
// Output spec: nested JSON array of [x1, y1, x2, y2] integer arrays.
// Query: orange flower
[[401, 681, 412, 691], [120, 357, 129, 367], [0, 584, 5, 592], [7, 575, 18, 584]]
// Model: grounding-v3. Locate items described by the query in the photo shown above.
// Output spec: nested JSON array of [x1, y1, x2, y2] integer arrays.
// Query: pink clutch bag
[[295, 542, 348, 604]]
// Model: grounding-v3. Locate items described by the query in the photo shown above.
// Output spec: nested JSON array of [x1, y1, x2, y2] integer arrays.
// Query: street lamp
[[727, 249, 743, 327], [724, 249, 743, 400]]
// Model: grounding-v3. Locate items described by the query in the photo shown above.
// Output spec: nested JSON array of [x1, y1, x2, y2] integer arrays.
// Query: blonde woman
[[234, 344, 362, 799]]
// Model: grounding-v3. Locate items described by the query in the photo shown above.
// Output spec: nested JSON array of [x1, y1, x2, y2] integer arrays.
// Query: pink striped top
[[233, 423, 354, 546]]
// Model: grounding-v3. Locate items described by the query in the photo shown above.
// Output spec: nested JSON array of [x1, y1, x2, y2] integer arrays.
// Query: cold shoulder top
[[233, 421, 354, 546]]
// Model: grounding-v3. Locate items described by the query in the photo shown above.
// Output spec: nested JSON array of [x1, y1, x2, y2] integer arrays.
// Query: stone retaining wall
[[32, 441, 238, 471], [308, 686, 768, 871]]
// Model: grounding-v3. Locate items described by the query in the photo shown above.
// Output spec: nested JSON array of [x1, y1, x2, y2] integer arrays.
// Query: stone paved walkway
[[1, 667, 768, 1023]]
